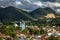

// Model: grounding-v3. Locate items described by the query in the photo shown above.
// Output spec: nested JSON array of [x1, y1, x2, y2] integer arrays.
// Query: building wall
[[20, 22, 25, 30]]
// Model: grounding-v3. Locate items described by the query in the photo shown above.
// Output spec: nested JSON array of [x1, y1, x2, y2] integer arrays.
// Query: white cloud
[[42, 2, 60, 13], [0, 0, 3, 1], [43, 2, 60, 7], [42, 2, 53, 8], [16, 1, 22, 5], [25, 0, 31, 3], [52, 2, 60, 7], [0, 0, 60, 13], [0, 6, 5, 8], [33, 1, 43, 7]]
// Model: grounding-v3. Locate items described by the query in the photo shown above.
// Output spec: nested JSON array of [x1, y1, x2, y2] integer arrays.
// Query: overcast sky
[[0, 0, 60, 12]]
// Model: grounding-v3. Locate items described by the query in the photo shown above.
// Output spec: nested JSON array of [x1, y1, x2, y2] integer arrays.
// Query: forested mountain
[[0, 6, 34, 22], [0, 6, 56, 22], [29, 7, 55, 19]]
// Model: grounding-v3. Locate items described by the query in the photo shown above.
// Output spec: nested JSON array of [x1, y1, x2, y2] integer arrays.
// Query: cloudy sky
[[0, 0, 60, 13]]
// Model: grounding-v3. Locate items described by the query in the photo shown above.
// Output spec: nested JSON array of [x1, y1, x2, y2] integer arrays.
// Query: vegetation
[[22, 28, 29, 34], [34, 30, 40, 35], [0, 6, 31, 22], [0, 6, 60, 40], [29, 28, 35, 34], [0, 6, 56, 22], [0, 37, 3, 40], [28, 27, 46, 35], [46, 35, 57, 40], [0, 24, 17, 38], [5, 37, 12, 40], [16, 26, 21, 30], [29, 7, 55, 19]]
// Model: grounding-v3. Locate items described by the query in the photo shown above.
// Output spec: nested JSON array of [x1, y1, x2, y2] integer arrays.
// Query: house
[[14, 21, 26, 30]]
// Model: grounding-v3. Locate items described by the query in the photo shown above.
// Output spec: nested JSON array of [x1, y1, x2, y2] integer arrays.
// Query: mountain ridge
[[29, 7, 56, 19], [0, 6, 36, 22], [0, 6, 57, 22]]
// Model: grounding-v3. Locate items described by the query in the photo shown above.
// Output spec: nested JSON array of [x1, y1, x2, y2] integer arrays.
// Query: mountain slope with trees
[[29, 7, 56, 19], [0, 6, 57, 22], [0, 6, 35, 22]]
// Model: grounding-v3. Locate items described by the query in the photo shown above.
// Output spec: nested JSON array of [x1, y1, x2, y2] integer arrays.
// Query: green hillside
[[29, 7, 55, 19], [0, 6, 34, 22], [0, 6, 56, 22]]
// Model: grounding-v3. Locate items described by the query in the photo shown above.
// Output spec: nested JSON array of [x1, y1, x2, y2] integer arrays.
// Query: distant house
[[14, 21, 26, 30], [20, 22, 25, 30]]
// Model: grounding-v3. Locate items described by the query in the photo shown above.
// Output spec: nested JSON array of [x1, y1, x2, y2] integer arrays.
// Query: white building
[[20, 22, 25, 30]]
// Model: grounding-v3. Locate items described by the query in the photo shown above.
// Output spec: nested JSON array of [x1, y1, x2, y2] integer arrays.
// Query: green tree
[[16, 26, 21, 30], [34, 30, 40, 35], [22, 28, 29, 34], [47, 35, 57, 40], [0, 37, 3, 40], [0, 24, 17, 38], [5, 25, 17, 38], [40, 28, 46, 35], [29, 28, 35, 35]]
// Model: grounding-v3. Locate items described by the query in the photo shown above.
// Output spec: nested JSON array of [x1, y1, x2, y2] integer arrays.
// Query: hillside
[[0, 7, 2, 9], [0, 6, 56, 22], [44, 7, 55, 13], [0, 6, 35, 22], [29, 7, 56, 19]]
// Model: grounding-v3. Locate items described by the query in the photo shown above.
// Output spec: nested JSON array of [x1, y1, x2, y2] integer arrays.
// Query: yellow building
[[45, 13, 56, 18]]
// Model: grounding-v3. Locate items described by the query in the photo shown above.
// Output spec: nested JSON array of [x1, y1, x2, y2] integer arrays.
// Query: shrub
[[0, 37, 3, 40]]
